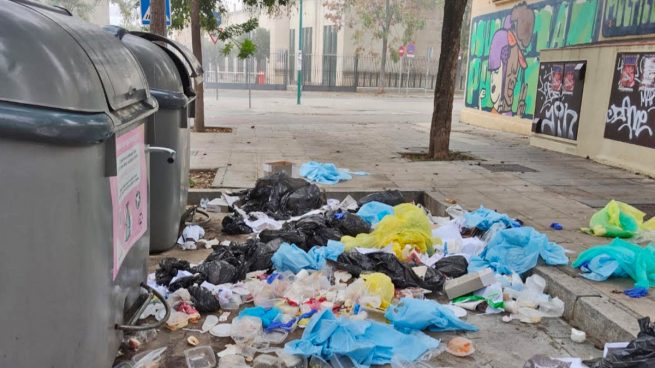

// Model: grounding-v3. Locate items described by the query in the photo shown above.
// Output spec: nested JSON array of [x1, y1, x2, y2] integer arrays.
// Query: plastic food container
[[184, 346, 217, 368]]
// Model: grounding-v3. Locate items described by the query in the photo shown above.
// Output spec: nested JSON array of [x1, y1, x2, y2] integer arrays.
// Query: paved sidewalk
[[191, 90, 655, 340]]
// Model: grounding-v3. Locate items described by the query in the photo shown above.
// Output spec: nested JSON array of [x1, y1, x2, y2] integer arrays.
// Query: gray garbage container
[[0, 2, 168, 367], [105, 27, 204, 253]]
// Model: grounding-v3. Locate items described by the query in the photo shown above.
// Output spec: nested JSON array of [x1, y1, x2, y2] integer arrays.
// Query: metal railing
[[203, 51, 467, 92]]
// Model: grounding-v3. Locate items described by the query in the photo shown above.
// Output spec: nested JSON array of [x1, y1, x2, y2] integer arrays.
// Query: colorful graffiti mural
[[465, 0, 600, 118], [603, 0, 655, 37]]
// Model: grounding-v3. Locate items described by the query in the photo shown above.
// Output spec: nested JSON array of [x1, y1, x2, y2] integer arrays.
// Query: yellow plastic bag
[[362, 273, 395, 310], [582, 200, 655, 238], [341, 203, 434, 260]]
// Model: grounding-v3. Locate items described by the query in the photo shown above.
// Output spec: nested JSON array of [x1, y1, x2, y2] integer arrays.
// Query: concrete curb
[[534, 266, 640, 346]]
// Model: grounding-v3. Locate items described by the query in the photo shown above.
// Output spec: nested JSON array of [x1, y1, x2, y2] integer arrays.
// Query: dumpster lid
[[33, 8, 153, 113], [0, 1, 108, 112], [130, 32, 204, 95], [105, 27, 185, 98]]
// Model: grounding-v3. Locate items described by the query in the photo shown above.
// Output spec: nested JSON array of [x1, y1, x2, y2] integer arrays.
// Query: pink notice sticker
[[110, 125, 148, 280]]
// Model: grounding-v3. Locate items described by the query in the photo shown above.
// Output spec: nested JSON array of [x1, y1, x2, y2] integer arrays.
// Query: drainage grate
[[480, 163, 537, 173]]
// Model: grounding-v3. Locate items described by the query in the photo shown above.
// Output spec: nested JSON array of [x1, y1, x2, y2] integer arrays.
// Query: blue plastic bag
[[468, 227, 568, 275], [271, 241, 344, 274], [384, 298, 478, 333], [572, 238, 655, 290], [238, 306, 281, 328], [300, 161, 367, 185], [464, 206, 521, 231], [356, 201, 394, 226], [285, 309, 439, 367]]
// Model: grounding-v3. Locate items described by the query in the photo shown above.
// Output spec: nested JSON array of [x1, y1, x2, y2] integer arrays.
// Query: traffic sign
[[407, 42, 416, 58], [140, 0, 171, 26], [212, 10, 222, 27], [208, 31, 219, 44], [398, 45, 405, 58]]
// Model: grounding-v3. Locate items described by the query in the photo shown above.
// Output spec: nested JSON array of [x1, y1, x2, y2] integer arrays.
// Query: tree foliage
[[110, 0, 141, 29], [170, 0, 289, 59], [323, 0, 436, 57], [44, 0, 97, 20]]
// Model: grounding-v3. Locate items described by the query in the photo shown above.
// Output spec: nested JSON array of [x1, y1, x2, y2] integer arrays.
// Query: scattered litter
[[585, 317, 655, 367], [385, 298, 478, 333], [573, 238, 655, 294], [236, 172, 324, 220], [356, 201, 394, 226], [284, 309, 440, 366], [468, 227, 568, 275], [209, 323, 232, 337], [341, 203, 434, 260], [334, 251, 445, 292], [582, 200, 655, 238], [263, 160, 294, 177], [271, 241, 344, 273], [299, 161, 367, 184], [505, 275, 565, 323], [177, 224, 206, 250], [218, 354, 249, 368], [550, 223, 564, 230], [362, 272, 395, 309], [132, 347, 167, 368], [357, 190, 406, 206], [201, 315, 219, 333], [571, 328, 586, 343], [446, 337, 475, 357], [184, 346, 216, 368], [218, 311, 231, 322], [464, 206, 520, 231], [187, 336, 200, 346], [444, 268, 496, 299]]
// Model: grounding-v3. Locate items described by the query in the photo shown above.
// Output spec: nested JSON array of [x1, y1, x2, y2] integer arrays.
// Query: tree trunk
[[379, 0, 391, 91], [149, 0, 166, 36], [428, 0, 468, 159], [191, 0, 205, 132]]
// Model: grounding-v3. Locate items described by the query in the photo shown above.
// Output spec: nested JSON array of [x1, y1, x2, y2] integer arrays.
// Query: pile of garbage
[[125, 173, 580, 367]]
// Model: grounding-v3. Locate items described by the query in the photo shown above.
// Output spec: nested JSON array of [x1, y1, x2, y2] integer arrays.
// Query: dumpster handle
[[115, 282, 171, 332]]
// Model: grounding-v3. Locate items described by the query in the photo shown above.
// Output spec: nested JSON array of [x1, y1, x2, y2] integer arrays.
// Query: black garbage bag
[[328, 211, 371, 237], [168, 274, 204, 292], [585, 317, 655, 368], [188, 285, 221, 313], [195, 260, 238, 285], [221, 213, 253, 235], [155, 257, 191, 286], [357, 190, 406, 207], [259, 228, 307, 248], [434, 256, 469, 278], [259, 215, 342, 251], [294, 215, 342, 250], [251, 238, 284, 271], [237, 172, 324, 220], [333, 251, 446, 292]]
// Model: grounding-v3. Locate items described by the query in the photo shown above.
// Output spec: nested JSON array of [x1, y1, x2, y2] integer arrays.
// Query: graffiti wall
[[603, 0, 655, 37], [533, 61, 586, 140], [466, 0, 600, 119], [604, 52, 655, 148]]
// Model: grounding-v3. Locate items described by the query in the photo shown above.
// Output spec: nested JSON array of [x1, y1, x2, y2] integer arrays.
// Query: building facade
[[463, 0, 655, 175]]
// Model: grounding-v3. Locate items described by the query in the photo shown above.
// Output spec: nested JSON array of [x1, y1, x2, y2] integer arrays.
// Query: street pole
[[398, 55, 403, 94], [248, 58, 252, 109], [296, 0, 303, 105], [406, 57, 410, 96]]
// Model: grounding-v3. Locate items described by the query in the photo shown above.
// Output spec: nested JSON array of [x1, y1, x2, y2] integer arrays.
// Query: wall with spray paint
[[530, 44, 655, 176], [465, 0, 601, 119]]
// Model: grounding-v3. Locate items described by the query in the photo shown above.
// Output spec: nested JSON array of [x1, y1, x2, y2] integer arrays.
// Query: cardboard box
[[263, 161, 294, 177], [444, 268, 496, 299]]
